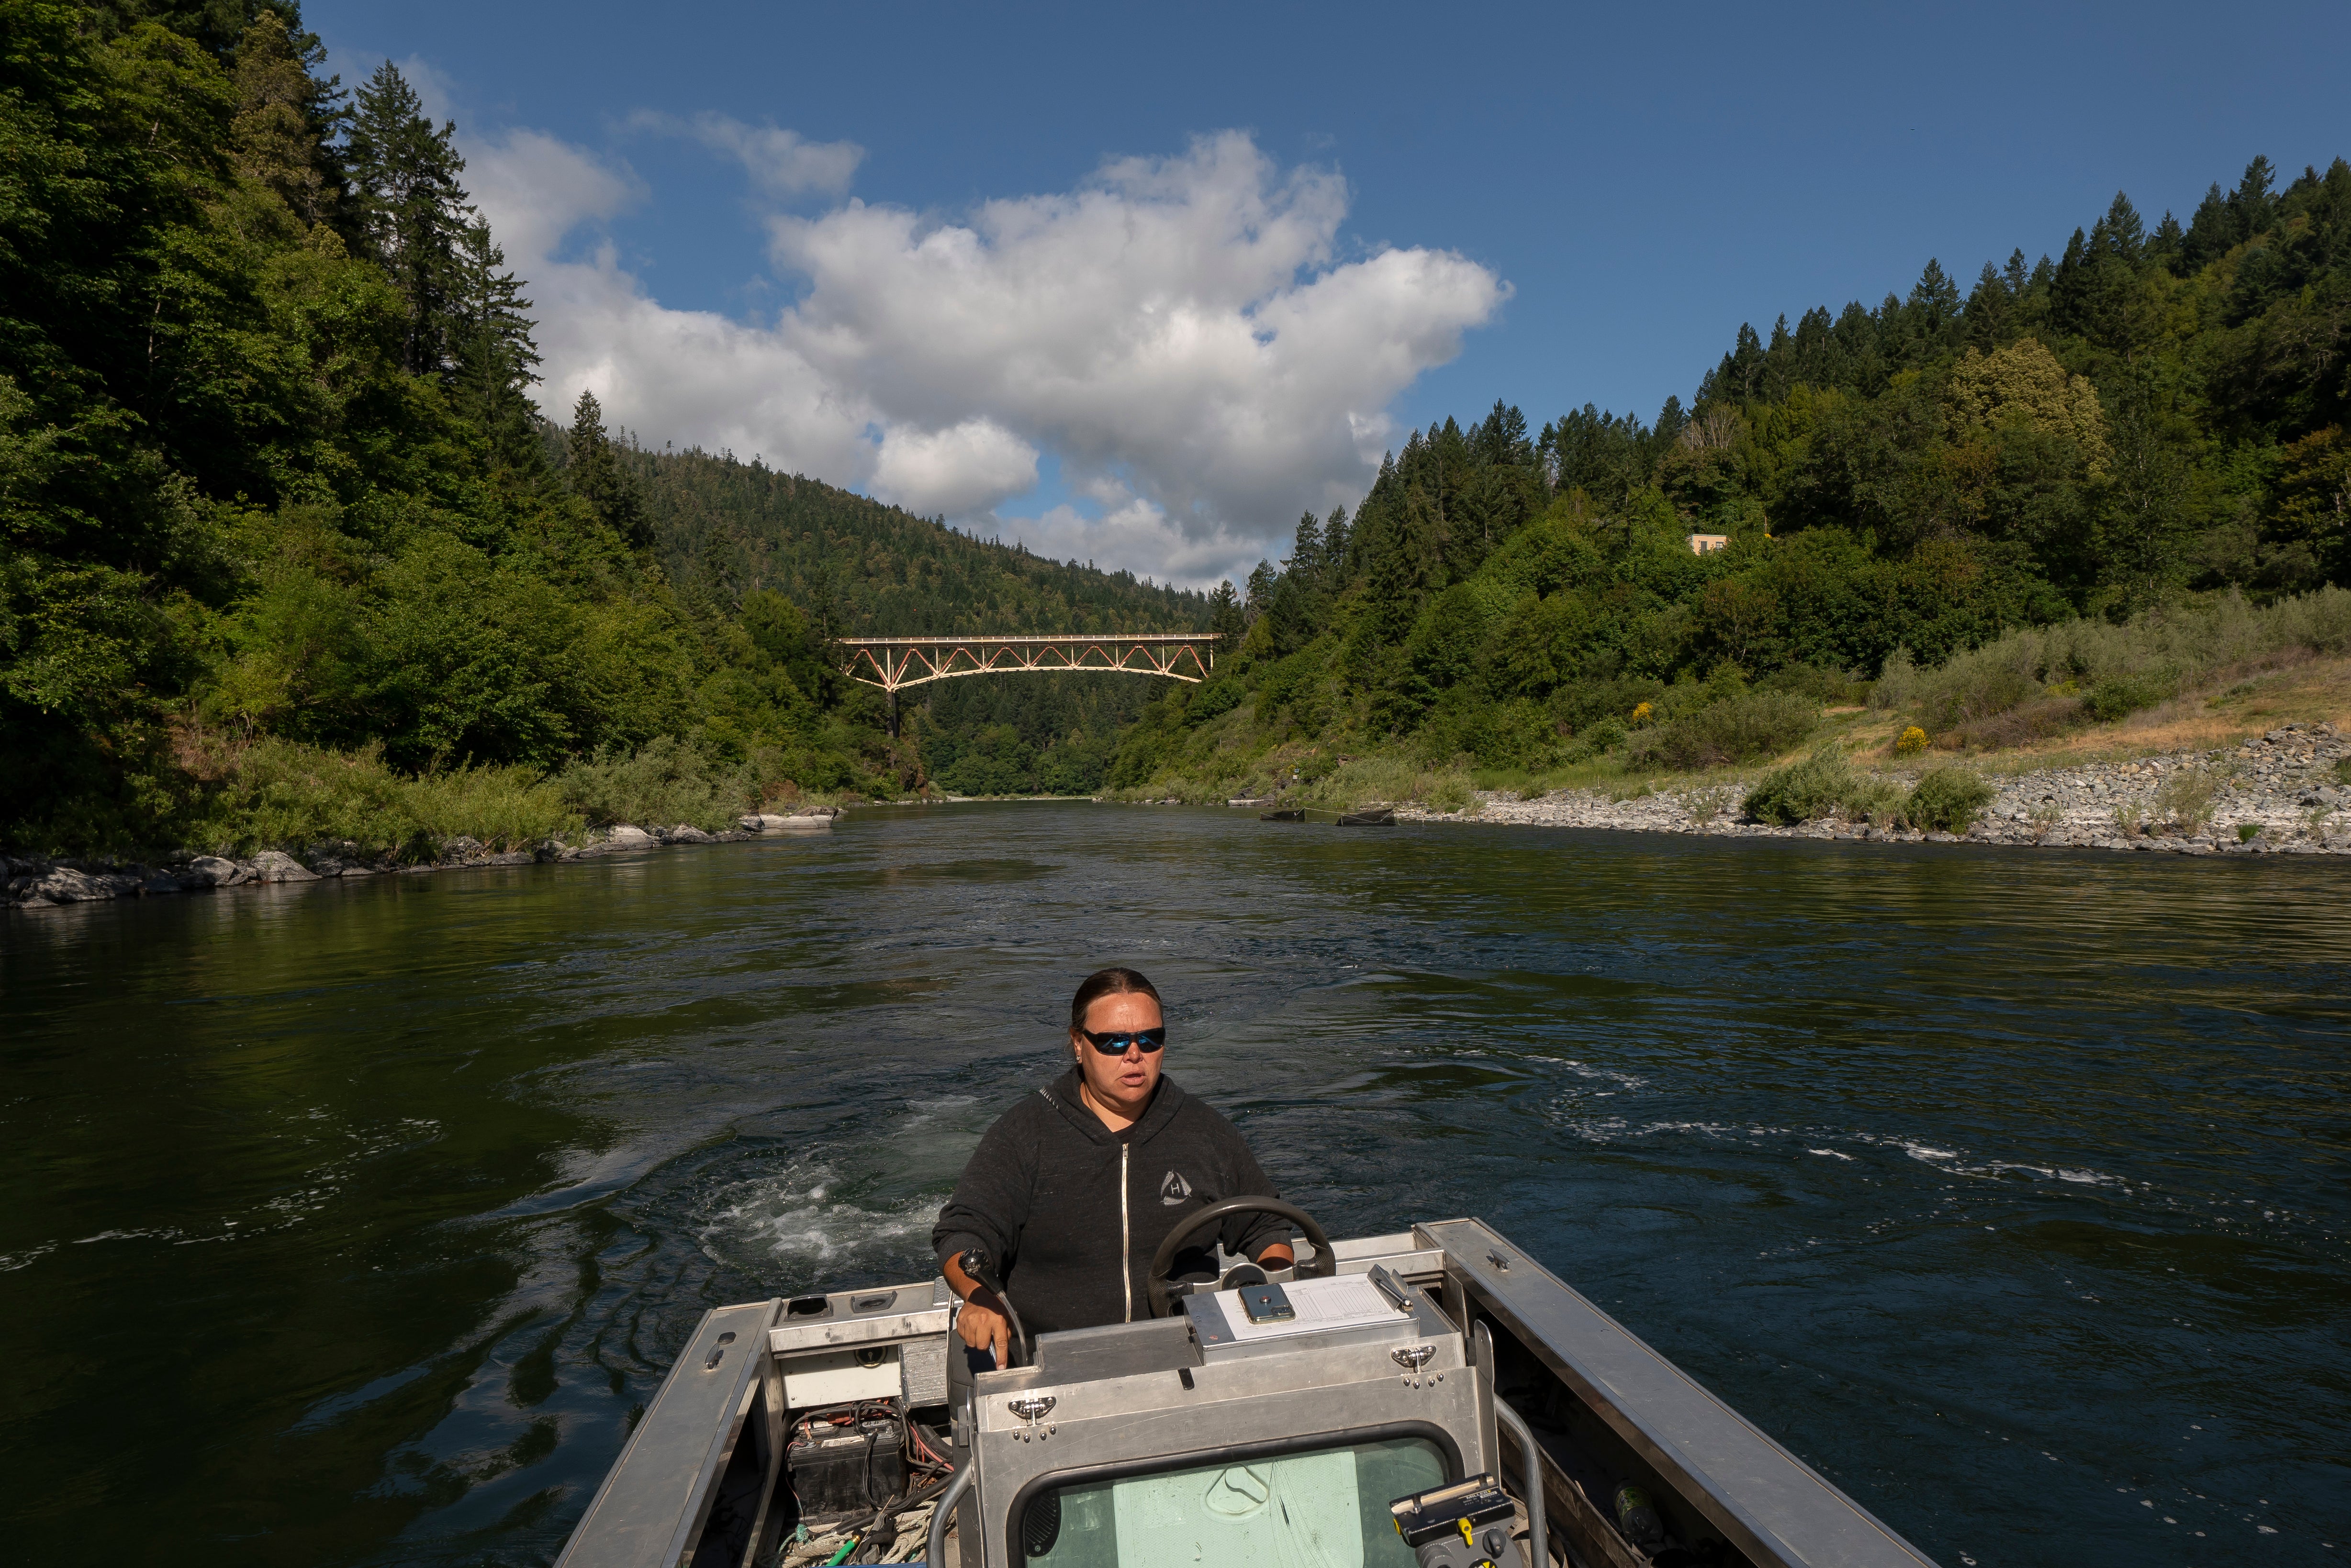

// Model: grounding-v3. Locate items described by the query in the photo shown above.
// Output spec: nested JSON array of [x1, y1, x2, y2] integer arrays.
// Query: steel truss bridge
[[836, 633, 1214, 695]]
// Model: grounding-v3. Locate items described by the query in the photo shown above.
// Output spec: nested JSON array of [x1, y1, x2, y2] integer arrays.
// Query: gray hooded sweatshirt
[[931, 1068, 1290, 1335]]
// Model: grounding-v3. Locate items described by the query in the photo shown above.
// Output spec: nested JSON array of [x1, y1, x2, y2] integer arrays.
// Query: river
[[2, 803, 2345, 1566]]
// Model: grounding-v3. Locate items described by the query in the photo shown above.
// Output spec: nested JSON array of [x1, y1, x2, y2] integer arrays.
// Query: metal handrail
[[927, 1453, 978, 1568]]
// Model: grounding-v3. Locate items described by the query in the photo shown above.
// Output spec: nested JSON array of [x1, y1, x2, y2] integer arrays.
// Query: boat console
[[554, 1215, 1940, 1568]]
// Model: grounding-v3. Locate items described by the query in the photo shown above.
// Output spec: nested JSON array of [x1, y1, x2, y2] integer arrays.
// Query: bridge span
[[835, 632, 1214, 694]]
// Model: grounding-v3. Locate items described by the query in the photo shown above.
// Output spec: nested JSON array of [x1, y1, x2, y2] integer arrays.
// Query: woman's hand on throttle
[[957, 1297, 1009, 1368]]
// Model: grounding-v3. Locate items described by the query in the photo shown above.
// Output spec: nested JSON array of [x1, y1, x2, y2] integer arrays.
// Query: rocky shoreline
[[3, 811, 838, 910], [1399, 723, 2351, 856]]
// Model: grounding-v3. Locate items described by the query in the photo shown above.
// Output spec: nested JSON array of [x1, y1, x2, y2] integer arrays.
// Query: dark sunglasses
[[1080, 1027, 1165, 1055]]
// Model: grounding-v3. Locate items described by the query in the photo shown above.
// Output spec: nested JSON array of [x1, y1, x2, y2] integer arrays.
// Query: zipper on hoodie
[[1120, 1142, 1132, 1321]]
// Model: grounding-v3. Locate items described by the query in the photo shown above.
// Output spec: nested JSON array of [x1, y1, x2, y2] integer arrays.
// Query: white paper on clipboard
[[1212, 1273, 1406, 1343]]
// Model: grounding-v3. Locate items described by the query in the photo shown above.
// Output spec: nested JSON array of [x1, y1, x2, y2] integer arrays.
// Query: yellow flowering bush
[[1631, 701, 1653, 725], [1895, 725, 1928, 756]]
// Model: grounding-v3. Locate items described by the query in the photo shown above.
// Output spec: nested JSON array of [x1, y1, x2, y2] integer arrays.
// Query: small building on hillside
[[1687, 532, 1730, 555]]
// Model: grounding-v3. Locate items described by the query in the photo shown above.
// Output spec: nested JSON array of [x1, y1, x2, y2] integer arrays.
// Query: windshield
[[1018, 1435, 1447, 1567]]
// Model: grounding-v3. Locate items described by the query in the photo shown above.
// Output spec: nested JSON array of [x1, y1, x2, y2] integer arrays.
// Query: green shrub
[[1185, 677, 1246, 727], [2084, 670, 2174, 723], [2151, 767, 2219, 834], [1743, 745, 1856, 824], [1425, 773, 1476, 813], [1548, 678, 1665, 734], [2335, 758, 2351, 787], [1902, 767, 1995, 833], [1889, 589, 2351, 743], [555, 737, 755, 831], [2238, 822, 2263, 843], [1630, 690, 1817, 770], [1581, 717, 1629, 752], [183, 737, 577, 856]]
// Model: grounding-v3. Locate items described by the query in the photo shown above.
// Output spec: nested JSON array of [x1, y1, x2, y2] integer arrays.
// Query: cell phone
[[1239, 1282, 1295, 1323]]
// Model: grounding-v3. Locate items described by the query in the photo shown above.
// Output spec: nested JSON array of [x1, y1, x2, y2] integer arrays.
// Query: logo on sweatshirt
[[1159, 1170, 1193, 1206]]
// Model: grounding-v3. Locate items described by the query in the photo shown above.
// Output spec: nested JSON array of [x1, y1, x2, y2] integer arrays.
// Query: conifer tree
[[1207, 581, 1244, 649], [450, 217, 543, 471], [1287, 511, 1324, 587], [2230, 156, 2277, 236], [566, 390, 650, 546], [347, 61, 470, 374], [1243, 559, 1278, 619], [229, 10, 343, 227], [1965, 261, 2012, 349], [1321, 505, 1352, 582], [2103, 192, 2146, 262]]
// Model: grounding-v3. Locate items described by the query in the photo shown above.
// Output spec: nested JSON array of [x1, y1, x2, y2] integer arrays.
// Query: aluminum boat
[[554, 1202, 1938, 1568]]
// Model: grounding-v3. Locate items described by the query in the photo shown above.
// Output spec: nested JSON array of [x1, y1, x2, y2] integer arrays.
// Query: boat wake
[[698, 1159, 940, 1282]]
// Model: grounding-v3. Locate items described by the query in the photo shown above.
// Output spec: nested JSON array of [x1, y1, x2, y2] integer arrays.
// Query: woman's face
[[1071, 990, 1164, 1114]]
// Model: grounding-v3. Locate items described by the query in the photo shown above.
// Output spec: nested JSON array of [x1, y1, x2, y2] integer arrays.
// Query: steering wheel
[[1145, 1196, 1336, 1319]]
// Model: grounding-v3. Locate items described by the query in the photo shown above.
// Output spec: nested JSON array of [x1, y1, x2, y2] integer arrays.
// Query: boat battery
[[1390, 1473, 1516, 1568], [784, 1415, 906, 1521]]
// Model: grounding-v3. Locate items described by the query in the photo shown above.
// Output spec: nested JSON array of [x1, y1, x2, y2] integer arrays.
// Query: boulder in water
[[10, 866, 123, 904]]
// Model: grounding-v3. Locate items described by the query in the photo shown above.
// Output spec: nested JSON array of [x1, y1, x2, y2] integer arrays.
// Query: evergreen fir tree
[[1322, 506, 1352, 582], [566, 390, 650, 546], [1287, 511, 1324, 587], [1207, 580, 1244, 649], [2183, 181, 2236, 268], [2103, 192, 2146, 263], [2230, 156, 2277, 237], [229, 9, 343, 227], [450, 218, 544, 472], [347, 61, 470, 375], [1908, 259, 1962, 343], [1243, 560, 1278, 620], [1965, 261, 2012, 349]]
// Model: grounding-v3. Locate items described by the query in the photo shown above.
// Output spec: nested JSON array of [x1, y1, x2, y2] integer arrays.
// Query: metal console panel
[[767, 1290, 950, 1356], [555, 1298, 783, 1568], [964, 1285, 1486, 1568], [767, 1277, 952, 1414], [1417, 1219, 1938, 1568]]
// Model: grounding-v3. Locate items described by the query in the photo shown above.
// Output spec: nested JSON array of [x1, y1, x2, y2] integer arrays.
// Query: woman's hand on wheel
[[957, 1296, 1009, 1368]]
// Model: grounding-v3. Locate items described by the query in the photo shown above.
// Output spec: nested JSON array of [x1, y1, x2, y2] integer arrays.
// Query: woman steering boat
[[551, 970, 1942, 1568], [935, 967, 1298, 1368]]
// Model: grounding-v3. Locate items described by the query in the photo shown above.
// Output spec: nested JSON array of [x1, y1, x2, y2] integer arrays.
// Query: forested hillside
[[617, 443, 1203, 798], [0, 0, 1199, 854], [627, 444, 1201, 636], [12, 0, 2344, 846], [1118, 157, 2351, 795]]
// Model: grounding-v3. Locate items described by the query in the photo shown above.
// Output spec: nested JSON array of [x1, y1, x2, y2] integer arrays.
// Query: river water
[[3, 804, 2346, 1567]]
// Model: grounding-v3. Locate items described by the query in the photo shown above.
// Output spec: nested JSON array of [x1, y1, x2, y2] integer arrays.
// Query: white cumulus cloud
[[465, 125, 1506, 586], [871, 419, 1039, 517], [626, 111, 863, 198]]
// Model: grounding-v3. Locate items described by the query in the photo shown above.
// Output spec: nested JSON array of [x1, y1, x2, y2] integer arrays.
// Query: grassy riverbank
[[78, 730, 872, 862], [1114, 589, 2351, 828]]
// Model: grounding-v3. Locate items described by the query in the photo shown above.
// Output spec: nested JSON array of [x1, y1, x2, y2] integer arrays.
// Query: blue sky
[[313, 0, 2351, 587]]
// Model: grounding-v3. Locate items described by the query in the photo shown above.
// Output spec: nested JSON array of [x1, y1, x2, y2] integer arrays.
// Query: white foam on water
[[699, 1159, 938, 1274], [1539, 1057, 1652, 1093], [1808, 1148, 1856, 1161]]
